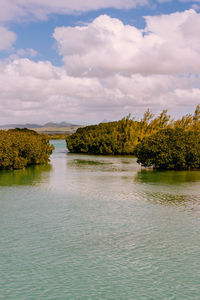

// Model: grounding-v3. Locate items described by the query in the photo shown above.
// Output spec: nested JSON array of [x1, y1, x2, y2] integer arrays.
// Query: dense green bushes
[[66, 106, 200, 170], [66, 110, 173, 155], [66, 106, 200, 152], [0, 129, 54, 170], [134, 128, 200, 170], [66, 121, 128, 155]]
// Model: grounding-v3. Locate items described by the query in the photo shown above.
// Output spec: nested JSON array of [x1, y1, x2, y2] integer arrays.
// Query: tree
[[66, 106, 200, 157], [134, 128, 200, 170], [0, 129, 54, 170]]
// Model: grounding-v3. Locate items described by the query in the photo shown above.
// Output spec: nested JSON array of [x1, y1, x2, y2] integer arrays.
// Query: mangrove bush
[[0, 128, 54, 170], [66, 106, 200, 157], [134, 128, 200, 170]]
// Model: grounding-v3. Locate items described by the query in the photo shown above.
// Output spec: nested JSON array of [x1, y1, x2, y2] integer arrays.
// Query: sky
[[0, 0, 200, 125]]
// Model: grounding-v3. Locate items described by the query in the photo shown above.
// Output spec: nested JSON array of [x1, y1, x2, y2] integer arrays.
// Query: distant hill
[[0, 122, 81, 135], [43, 122, 78, 128], [0, 123, 43, 129], [0, 121, 79, 129]]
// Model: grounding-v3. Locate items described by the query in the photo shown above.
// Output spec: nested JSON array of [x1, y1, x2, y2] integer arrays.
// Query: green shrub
[[134, 128, 200, 170], [66, 106, 200, 156], [0, 129, 54, 170]]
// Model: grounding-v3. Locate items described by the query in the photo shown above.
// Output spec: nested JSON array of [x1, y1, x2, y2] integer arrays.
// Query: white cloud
[[0, 0, 147, 23], [191, 3, 200, 11], [0, 58, 199, 124], [0, 26, 16, 50], [8, 48, 38, 60], [17, 48, 38, 57], [0, 10, 200, 124], [54, 10, 200, 76]]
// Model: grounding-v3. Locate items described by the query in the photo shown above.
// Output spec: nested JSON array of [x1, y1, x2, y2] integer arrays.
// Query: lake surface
[[1, 140, 200, 299]]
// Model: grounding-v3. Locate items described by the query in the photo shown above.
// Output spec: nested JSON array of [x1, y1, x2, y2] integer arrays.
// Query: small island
[[66, 106, 200, 170], [0, 128, 54, 170]]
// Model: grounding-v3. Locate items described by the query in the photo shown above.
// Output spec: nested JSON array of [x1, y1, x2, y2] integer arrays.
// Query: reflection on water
[[134, 169, 200, 209], [65, 150, 200, 211], [0, 164, 51, 186], [142, 191, 200, 209], [135, 169, 200, 185], [67, 154, 139, 173], [71, 158, 112, 166]]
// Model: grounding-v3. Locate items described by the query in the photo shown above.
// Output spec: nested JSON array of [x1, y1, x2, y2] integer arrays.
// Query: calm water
[[1, 140, 200, 300]]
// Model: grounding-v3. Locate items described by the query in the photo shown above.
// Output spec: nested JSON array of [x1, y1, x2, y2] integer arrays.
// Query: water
[[0, 140, 200, 299]]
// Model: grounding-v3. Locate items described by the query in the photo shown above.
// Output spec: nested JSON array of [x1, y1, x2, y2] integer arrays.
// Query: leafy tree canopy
[[66, 106, 200, 157], [0, 129, 54, 170], [134, 128, 200, 170]]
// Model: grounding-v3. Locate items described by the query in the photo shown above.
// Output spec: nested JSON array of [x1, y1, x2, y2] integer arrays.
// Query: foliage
[[0, 128, 54, 170], [66, 106, 200, 156], [43, 133, 67, 140], [134, 128, 200, 170], [66, 111, 171, 155], [66, 119, 138, 155]]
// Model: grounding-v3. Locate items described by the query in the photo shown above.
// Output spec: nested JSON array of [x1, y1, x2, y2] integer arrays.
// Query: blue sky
[[0, 0, 200, 124], [2, 0, 193, 64]]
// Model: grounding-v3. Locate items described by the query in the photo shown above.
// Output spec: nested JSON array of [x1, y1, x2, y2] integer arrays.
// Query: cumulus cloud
[[192, 4, 200, 10], [0, 10, 200, 124], [0, 26, 16, 50], [8, 48, 38, 60], [54, 9, 200, 76], [0, 58, 199, 124], [0, 0, 147, 23]]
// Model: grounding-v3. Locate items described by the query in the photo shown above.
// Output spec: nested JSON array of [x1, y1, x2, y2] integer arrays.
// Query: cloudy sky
[[0, 0, 200, 124]]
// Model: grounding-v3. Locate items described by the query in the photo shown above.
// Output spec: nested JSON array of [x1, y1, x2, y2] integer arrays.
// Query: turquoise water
[[0, 140, 200, 299]]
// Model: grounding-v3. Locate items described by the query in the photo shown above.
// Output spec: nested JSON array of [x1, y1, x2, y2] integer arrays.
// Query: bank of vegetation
[[44, 133, 67, 140], [66, 106, 200, 170], [0, 129, 54, 170]]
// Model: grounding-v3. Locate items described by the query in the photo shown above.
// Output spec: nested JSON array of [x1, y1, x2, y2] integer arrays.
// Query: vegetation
[[66, 110, 172, 155], [34, 125, 81, 135], [134, 128, 200, 170], [43, 133, 68, 140], [0, 128, 54, 170], [67, 105, 199, 148], [66, 106, 200, 170]]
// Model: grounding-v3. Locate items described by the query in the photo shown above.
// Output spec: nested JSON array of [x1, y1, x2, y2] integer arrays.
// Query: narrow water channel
[[0, 140, 200, 299]]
